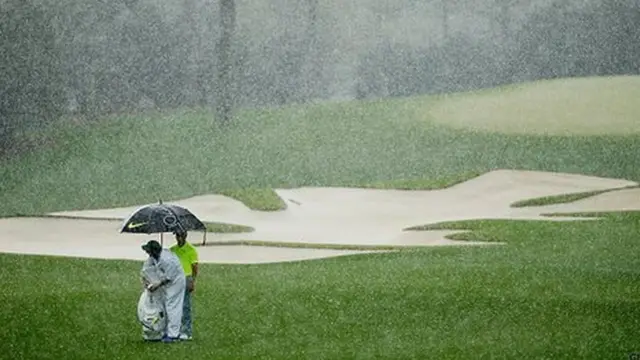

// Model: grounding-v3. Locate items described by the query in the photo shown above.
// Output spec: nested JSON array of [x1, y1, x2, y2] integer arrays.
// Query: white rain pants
[[140, 250, 186, 339], [139, 253, 185, 340], [140, 259, 166, 340], [161, 276, 186, 339], [138, 288, 166, 340]]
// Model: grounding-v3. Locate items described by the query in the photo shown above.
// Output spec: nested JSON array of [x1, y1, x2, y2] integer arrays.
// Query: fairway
[[2, 212, 640, 359], [2, 77, 640, 216], [1, 75, 639, 359], [428, 75, 640, 135]]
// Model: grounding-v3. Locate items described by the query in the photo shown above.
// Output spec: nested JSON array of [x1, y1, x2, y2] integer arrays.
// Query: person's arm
[[147, 278, 170, 292], [148, 256, 174, 291], [191, 262, 199, 279], [187, 250, 199, 292], [191, 248, 199, 279]]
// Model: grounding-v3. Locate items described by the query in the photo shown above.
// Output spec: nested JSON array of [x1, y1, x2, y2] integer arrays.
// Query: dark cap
[[142, 240, 162, 253], [173, 228, 187, 236]]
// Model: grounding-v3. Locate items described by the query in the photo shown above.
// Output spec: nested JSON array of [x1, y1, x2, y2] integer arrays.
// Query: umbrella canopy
[[120, 203, 206, 234]]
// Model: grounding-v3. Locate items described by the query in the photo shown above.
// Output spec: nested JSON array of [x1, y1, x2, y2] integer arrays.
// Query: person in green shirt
[[170, 229, 199, 341]]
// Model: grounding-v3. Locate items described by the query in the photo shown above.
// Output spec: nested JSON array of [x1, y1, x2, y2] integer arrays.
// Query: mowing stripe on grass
[[3, 212, 640, 359], [1, 214, 254, 233], [510, 185, 640, 208], [196, 239, 469, 251]]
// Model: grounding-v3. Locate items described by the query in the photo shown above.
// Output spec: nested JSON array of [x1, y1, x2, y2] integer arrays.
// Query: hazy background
[[2, 0, 640, 156]]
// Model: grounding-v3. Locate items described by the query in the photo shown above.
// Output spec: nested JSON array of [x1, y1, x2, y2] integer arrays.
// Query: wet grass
[[199, 240, 410, 251], [429, 75, 640, 135], [1, 79, 640, 215], [0, 214, 253, 234], [1, 76, 639, 359], [510, 185, 640, 208], [217, 188, 287, 211], [407, 211, 640, 242], [353, 170, 483, 190], [541, 210, 640, 219], [216, 172, 484, 211], [2, 212, 640, 359], [204, 222, 254, 233], [407, 218, 515, 232]]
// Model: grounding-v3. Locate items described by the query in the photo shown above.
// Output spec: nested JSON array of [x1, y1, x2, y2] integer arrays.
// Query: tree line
[[1, 0, 639, 156], [356, 1, 640, 98]]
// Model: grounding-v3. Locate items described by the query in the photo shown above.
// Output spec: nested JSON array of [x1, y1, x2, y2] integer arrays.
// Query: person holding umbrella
[[122, 201, 208, 342], [170, 229, 199, 341], [141, 239, 186, 343]]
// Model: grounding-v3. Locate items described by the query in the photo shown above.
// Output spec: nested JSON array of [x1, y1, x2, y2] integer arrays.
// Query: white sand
[[1, 169, 637, 264]]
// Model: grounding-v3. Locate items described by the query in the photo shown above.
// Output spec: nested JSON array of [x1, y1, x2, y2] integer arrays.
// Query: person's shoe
[[179, 333, 193, 341], [162, 336, 179, 343]]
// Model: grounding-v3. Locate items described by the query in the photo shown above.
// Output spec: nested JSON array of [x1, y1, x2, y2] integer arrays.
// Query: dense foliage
[[1, 0, 639, 154]]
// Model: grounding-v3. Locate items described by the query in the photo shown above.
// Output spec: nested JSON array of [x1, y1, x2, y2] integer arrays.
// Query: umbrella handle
[[202, 231, 207, 246]]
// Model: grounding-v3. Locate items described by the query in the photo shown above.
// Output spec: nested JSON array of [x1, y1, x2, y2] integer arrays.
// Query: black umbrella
[[120, 202, 207, 244]]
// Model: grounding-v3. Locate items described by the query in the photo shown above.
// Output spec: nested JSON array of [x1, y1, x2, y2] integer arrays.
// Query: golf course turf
[[428, 75, 640, 135], [1, 214, 255, 234], [2, 212, 640, 359], [1, 75, 640, 359], [2, 76, 640, 215], [509, 185, 640, 208]]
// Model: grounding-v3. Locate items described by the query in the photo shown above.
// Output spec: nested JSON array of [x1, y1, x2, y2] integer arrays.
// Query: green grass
[[2, 75, 640, 359], [0, 214, 253, 234], [3, 213, 640, 359], [355, 170, 483, 190], [204, 222, 254, 233], [228, 172, 484, 211], [428, 75, 640, 135], [511, 185, 640, 208], [541, 210, 640, 218], [406, 211, 640, 241], [407, 219, 517, 242], [217, 188, 287, 211], [407, 219, 510, 232], [2, 76, 640, 215], [199, 240, 412, 251]]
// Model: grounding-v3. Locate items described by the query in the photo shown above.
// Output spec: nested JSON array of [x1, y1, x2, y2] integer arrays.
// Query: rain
[[1, 0, 640, 357], [2, 0, 639, 152]]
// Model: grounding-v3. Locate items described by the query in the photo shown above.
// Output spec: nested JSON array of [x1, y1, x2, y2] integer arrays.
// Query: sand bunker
[[0, 217, 380, 264], [1, 169, 638, 264]]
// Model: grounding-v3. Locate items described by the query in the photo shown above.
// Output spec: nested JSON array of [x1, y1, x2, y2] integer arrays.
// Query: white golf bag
[[138, 258, 167, 340]]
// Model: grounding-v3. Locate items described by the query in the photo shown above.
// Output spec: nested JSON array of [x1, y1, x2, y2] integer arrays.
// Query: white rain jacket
[[138, 249, 186, 339], [138, 257, 167, 339]]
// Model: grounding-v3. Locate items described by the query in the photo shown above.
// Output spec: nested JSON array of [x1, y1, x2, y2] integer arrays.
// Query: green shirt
[[170, 242, 199, 277]]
